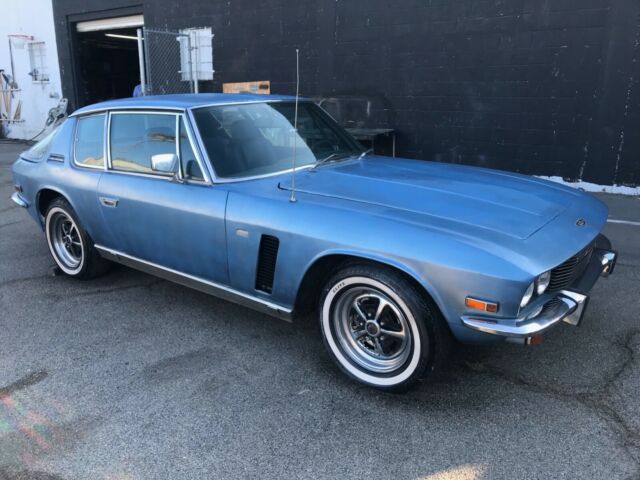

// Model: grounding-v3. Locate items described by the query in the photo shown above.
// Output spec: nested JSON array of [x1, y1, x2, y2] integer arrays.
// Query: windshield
[[192, 101, 362, 178]]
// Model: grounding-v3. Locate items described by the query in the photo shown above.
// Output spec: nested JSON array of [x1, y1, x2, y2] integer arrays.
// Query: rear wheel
[[319, 263, 450, 391], [44, 198, 109, 279]]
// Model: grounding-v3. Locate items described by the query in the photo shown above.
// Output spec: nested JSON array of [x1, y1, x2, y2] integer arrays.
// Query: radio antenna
[[289, 48, 300, 203]]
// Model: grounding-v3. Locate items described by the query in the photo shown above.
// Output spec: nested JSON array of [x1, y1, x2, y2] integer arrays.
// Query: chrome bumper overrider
[[461, 249, 617, 339], [10, 192, 28, 208], [600, 251, 616, 277]]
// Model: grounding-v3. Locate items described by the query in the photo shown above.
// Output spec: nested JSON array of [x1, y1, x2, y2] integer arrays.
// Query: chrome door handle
[[99, 197, 119, 208]]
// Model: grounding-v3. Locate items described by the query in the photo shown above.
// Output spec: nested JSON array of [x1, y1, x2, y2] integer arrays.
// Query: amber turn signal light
[[465, 296, 499, 313], [526, 335, 544, 345]]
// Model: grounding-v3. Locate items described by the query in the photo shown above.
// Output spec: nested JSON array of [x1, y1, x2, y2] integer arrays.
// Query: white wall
[[0, 0, 62, 140]]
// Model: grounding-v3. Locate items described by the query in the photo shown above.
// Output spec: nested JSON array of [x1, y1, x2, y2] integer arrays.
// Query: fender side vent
[[255, 235, 280, 294]]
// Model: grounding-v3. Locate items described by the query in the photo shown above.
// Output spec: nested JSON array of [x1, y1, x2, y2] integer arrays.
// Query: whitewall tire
[[319, 263, 451, 391], [44, 197, 110, 279]]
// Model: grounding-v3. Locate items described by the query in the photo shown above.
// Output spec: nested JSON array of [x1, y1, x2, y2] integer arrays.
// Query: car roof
[[71, 93, 300, 116]]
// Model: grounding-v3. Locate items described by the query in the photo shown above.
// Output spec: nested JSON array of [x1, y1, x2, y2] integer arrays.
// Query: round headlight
[[520, 281, 535, 309], [536, 271, 551, 295]]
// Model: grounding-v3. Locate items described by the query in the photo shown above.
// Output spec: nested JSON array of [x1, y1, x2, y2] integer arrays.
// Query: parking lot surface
[[1, 141, 639, 480]]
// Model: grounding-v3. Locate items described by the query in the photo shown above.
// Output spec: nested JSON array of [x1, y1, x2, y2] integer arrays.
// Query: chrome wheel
[[321, 267, 445, 390], [332, 287, 412, 374], [46, 207, 84, 274]]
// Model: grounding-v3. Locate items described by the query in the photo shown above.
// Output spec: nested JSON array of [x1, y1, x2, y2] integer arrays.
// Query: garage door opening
[[74, 15, 144, 106]]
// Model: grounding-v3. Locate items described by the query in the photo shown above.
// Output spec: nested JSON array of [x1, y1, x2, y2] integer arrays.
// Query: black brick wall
[[53, 0, 640, 186]]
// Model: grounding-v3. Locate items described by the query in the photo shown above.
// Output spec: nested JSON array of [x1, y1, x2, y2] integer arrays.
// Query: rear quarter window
[[74, 114, 106, 168]]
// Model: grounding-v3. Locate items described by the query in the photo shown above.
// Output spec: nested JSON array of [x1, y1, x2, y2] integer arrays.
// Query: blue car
[[11, 94, 617, 390]]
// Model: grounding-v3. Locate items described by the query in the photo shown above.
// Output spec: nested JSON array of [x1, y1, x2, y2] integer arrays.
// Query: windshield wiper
[[314, 151, 357, 168], [358, 148, 373, 159]]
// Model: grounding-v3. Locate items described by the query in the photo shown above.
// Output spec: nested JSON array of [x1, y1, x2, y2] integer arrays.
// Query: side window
[[75, 115, 105, 167], [110, 113, 176, 175], [179, 118, 204, 181]]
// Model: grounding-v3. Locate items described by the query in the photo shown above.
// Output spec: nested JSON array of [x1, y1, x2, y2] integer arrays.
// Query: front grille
[[548, 241, 595, 292]]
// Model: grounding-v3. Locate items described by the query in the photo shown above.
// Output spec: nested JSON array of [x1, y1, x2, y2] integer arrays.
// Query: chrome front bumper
[[11, 192, 29, 208], [461, 247, 617, 339]]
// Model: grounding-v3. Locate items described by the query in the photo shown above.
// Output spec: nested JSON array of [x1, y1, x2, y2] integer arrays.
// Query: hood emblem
[[575, 218, 586, 227]]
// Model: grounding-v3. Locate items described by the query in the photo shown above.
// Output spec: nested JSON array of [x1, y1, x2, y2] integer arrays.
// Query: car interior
[[192, 102, 357, 178]]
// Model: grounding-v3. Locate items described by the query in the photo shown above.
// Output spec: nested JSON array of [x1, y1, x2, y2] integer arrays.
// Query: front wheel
[[44, 197, 109, 279], [319, 263, 450, 391]]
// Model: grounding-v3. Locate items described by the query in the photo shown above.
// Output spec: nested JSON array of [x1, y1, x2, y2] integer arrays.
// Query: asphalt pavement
[[1, 140, 639, 480]]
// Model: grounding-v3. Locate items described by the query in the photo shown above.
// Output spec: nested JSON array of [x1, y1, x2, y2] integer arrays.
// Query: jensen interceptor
[[11, 94, 617, 390]]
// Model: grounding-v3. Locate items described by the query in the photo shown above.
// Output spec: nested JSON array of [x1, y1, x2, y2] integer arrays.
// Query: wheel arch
[[293, 250, 448, 323], [35, 187, 89, 236], [36, 187, 68, 217]]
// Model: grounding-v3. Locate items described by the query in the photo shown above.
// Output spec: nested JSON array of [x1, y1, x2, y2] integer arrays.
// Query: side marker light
[[465, 297, 499, 313]]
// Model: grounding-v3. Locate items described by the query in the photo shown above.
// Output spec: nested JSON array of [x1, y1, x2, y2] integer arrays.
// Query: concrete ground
[[0, 140, 639, 480]]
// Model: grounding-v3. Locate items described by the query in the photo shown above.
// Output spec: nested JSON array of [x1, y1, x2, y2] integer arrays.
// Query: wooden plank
[[222, 80, 270, 94]]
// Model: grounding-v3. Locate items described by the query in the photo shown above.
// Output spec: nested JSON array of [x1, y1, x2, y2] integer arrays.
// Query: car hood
[[280, 156, 587, 240]]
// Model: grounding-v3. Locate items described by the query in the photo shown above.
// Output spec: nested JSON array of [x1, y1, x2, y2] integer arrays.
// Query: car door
[[96, 110, 229, 284]]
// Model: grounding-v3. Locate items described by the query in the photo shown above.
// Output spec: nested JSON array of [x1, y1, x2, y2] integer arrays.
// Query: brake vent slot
[[255, 235, 280, 294]]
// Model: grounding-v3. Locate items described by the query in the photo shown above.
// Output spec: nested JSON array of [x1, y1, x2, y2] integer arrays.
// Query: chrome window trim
[[70, 105, 185, 117], [180, 113, 211, 184], [105, 109, 212, 184], [72, 113, 107, 170], [175, 114, 183, 182], [210, 164, 316, 184], [104, 112, 111, 172], [100, 168, 176, 182], [187, 99, 320, 184], [185, 107, 218, 182], [315, 101, 342, 126]]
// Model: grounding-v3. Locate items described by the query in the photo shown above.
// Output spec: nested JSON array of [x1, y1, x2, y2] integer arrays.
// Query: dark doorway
[[75, 27, 140, 106]]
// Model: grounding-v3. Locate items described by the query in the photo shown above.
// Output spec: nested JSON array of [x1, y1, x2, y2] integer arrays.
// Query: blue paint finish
[[97, 172, 229, 283], [11, 95, 612, 345], [283, 157, 575, 240], [11, 157, 46, 226]]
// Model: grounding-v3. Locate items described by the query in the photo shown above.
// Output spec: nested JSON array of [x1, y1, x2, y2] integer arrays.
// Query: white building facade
[[0, 0, 63, 140]]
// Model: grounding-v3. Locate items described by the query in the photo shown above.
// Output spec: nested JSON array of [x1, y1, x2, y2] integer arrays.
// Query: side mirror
[[150, 153, 179, 174]]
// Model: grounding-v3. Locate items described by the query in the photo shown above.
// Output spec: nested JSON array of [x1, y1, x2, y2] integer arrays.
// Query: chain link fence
[[141, 27, 214, 96], [142, 28, 194, 96]]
